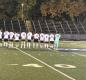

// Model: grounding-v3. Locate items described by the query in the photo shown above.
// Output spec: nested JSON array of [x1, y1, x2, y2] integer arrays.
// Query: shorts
[[44, 41, 49, 43], [28, 40, 31, 42], [4, 39, 8, 42], [40, 41, 44, 43], [50, 41, 54, 44], [15, 40, 19, 42], [21, 39, 25, 41], [9, 40, 13, 41], [34, 39, 38, 42]]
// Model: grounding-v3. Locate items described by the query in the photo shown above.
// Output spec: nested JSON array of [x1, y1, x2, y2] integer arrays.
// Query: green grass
[[0, 41, 86, 80], [60, 41, 86, 48]]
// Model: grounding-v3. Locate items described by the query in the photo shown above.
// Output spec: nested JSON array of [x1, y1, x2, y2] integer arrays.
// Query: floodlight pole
[[21, 3, 24, 20]]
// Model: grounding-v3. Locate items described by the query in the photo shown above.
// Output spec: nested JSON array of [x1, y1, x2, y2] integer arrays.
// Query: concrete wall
[[61, 34, 86, 40]]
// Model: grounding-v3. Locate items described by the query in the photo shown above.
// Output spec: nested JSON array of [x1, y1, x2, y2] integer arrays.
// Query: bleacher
[[31, 18, 86, 34], [0, 19, 86, 35], [0, 19, 27, 32], [0, 18, 86, 40]]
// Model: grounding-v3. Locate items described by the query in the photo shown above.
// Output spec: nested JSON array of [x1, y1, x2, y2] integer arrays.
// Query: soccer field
[[0, 41, 86, 80]]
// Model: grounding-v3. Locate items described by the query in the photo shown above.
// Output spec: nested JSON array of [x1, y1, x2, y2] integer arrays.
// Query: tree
[[5, 0, 18, 18], [0, 0, 19, 19]]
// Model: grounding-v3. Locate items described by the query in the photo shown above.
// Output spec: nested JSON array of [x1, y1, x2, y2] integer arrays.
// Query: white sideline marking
[[15, 47, 76, 80], [22, 64, 43, 67], [54, 64, 76, 69], [72, 52, 86, 57]]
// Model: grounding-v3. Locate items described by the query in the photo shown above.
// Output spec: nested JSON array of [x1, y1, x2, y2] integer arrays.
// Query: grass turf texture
[[0, 41, 86, 80]]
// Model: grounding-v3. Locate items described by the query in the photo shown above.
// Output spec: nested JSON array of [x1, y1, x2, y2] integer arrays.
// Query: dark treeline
[[0, 0, 86, 21]]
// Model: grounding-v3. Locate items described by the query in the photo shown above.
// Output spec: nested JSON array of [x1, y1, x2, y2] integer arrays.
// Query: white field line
[[72, 52, 86, 57], [15, 47, 76, 80]]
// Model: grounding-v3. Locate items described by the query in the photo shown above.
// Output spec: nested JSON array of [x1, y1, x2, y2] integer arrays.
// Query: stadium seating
[[0, 19, 27, 32], [0, 19, 86, 35], [5, 19, 13, 32], [31, 18, 86, 34], [0, 20, 5, 31]]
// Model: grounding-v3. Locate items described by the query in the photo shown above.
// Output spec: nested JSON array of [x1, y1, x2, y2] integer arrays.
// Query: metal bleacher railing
[[0, 19, 27, 33], [0, 18, 86, 35], [31, 18, 86, 35]]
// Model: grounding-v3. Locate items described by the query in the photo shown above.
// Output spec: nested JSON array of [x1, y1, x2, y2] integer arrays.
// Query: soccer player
[[26, 32, 32, 48], [20, 32, 26, 48], [14, 32, 20, 48], [0, 29, 2, 47], [49, 33, 55, 48], [39, 33, 44, 48], [54, 33, 61, 49], [3, 30, 9, 47], [44, 33, 49, 48], [33, 33, 39, 48], [9, 31, 14, 48]]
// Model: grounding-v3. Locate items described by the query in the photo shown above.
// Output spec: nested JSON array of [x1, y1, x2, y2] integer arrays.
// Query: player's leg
[[8, 40, 11, 48], [56, 40, 59, 48], [39, 41, 41, 48], [3, 36, 5, 47], [3, 39, 6, 47], [15, 40, 19, 48], [11, 40, 14, 48], [33, 39, 35, 48], [27, 40, 31, 48], [44, 42, 46, 48], [4, 39, 8, 47], [54, 39, 59, 49], [36, 40, 38, 48], [39, 40, 43, 48], [0, 39, 2, 47], [23, 40, 26, 48], [20, 40, 23, 48], [9, 40, 13, 48], [50, 41, 54, 48], [46, 42, 49, 48]]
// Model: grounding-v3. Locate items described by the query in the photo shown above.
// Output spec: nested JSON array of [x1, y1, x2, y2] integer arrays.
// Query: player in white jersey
[[0, 30, 2, 47], [33, 33, 39, 48], [9, 32, 14, 48], [39, 33, 44, 48], [20, 32, 26, 48], [49, 33, 55, 48], [44, 34, 49, 48], [3, 31, 9, 47], [26, 32, 32, 48], [14, 32, 20, 47]]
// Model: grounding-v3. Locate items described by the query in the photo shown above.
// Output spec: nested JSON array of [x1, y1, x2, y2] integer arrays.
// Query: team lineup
[[0, 30, 61, 49]]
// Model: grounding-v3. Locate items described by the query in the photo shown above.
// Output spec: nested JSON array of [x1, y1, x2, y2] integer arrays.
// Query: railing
[[0, 19, 86, 35], [38, 19, 42, 33], [79, 21, 86, 33], [45, 20, 50, 33]]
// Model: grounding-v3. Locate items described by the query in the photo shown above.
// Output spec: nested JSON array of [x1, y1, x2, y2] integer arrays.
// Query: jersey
[[49, 34, 54, 42], [44, 34, 49, 42], [4, 31, 9, 39], [34, 33, 39, 40], [9, 32, 14, 40], [21, 32, 26, 40], [0, 31, 2, 39], [54, 34, 61, 46], [27, 32, 32, 40], [40, 33, 44, 41], [55, 34, 61, 40], [14, 33, 20, 41]]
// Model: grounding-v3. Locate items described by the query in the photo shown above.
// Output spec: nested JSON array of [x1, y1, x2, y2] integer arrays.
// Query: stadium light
[[21, 3, 24, 20]]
